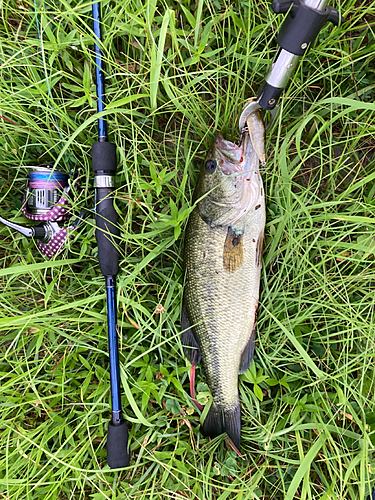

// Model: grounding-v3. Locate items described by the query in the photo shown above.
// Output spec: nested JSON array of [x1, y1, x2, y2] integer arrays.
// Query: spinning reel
[[0, 165, 82, 258]]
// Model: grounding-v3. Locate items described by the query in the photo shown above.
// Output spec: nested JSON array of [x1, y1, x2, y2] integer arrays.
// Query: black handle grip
[[107, 420, 130, 468], [95, 188, 120, 277], [273, 0, 344, 56], [92, 141, 120, 277], [92, 141, 117, 173]]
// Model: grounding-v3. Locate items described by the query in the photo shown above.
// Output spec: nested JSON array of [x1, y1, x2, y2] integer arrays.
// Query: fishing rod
[[91, 0, 130, 468], [0, 0, 130, 468], [239, 0, 344, 130]]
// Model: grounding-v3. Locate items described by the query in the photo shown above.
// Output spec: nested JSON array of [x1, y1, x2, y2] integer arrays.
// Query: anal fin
[[181, 305, 201, 365], [239, 303, 258, 374], [239, 323, 257, 375]]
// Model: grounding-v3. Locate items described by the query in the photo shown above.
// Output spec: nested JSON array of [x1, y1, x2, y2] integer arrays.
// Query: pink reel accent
[[36, 218, 81, 258], [37, 227, 68, 258], [22, 194, 72, 222], [24, 178, 81, 258]]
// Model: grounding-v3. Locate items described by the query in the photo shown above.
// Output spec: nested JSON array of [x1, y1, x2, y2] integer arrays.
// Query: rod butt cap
[[107, 420, 130, 468]]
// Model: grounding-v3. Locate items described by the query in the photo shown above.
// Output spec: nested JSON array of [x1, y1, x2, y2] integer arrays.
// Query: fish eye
[[205, 160, 216, 173]]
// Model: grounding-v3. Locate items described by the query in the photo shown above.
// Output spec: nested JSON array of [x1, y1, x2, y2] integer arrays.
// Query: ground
[[0, 0, 375, 498]]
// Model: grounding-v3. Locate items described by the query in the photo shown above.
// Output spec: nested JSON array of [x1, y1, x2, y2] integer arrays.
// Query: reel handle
[[0, 214, 36, 239], [92, 141, 120, 277], [0, 215, 59, 243]]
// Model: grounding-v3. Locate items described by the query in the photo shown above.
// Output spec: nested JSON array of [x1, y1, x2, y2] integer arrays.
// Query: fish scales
[[182, 112, 266, 449], [184, 207, 263, 397]]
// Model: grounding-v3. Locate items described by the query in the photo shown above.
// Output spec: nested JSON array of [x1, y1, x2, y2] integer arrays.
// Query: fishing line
[[0, 1, 91, 257], [33, 0, 70, 169], [146, 0, 186, 75]]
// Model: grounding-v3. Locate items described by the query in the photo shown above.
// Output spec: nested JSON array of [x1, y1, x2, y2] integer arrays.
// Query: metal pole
[[304, 0, 329, 10]]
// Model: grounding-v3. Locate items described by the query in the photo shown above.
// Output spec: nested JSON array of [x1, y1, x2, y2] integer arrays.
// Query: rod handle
[[92, 141, 120, 277], [107, 420, 130, 468]]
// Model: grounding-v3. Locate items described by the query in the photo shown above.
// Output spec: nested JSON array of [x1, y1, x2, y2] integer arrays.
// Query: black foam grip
[[92, 142, 117, 173], [107, 420, 130, 468], [95, 188, 120, 277]]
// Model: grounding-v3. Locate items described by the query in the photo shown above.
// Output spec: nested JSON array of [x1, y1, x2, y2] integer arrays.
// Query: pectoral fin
[[223, 227, 243, 273]]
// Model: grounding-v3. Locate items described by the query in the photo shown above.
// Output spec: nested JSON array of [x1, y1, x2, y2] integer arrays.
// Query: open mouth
[[215, 134, 251, 176]]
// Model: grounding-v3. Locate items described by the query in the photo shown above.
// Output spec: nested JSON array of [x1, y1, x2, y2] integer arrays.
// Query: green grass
[[0, 0, 375, 498]]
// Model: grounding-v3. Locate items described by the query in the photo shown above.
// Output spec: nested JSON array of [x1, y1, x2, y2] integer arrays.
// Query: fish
[[181, 110, 266, 450]]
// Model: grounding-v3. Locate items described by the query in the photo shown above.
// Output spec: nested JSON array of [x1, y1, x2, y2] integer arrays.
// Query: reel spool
[[0, 165, 80, 258], [25, 166, 69, 216]]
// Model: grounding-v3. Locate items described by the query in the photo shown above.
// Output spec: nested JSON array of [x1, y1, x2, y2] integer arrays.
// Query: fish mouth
[[214, 133, 241, 158], [214, 133, 252, 176]]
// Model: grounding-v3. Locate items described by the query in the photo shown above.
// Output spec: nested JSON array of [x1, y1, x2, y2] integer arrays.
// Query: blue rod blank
[[106, 280, 121, 414], [92, 0, 107, 141]]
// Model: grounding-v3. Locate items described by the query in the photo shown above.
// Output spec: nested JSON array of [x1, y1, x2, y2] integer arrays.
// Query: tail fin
[[201, 402, 241, 450]]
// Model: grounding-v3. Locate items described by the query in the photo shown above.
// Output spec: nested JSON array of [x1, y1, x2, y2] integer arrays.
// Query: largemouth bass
[[182, 111, 266, 450]]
